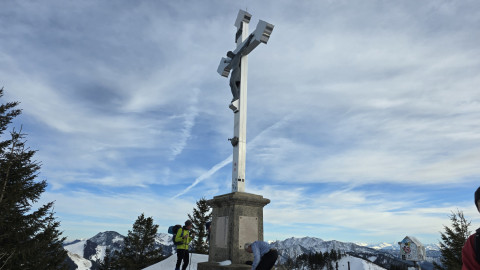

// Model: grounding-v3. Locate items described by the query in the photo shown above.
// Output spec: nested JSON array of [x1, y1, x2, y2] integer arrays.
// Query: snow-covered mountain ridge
[[359, 241, 440, 251], [269, 237, 439, 270], [64, 232, 440, 270]]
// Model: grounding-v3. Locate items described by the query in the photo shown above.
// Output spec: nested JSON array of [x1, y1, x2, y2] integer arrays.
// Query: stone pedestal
[[197, 192, 270, 270]]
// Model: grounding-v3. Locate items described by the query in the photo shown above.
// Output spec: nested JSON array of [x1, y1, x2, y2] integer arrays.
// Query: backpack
[[168, 224, 185, 245]]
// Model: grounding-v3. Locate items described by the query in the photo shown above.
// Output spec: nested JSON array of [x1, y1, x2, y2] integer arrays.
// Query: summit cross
[[217, 10, 274, 192]]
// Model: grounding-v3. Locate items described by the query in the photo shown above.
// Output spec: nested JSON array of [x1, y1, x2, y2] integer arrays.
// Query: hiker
[[244, 241, 278, 270], [175, 220, 195, 270], [462, 186, 480, 269]]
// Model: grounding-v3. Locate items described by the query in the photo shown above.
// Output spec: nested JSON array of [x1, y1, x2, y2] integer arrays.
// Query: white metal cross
[[217, 10, 274, 192]]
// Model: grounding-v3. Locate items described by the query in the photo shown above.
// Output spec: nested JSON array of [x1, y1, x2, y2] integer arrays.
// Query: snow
[[63, 233, 437, 270], [219, 260, 232, 265], [143, 254, 208, 270], [112, 235, 123, 243], [142, 254, 384, 270], [64, 240, 86, 258], [335, 255, 386, 270], [67, 252, 92, 270], [370, 242, 395, 250], [155, 233, 172, 245], [91, 245, 106, 262]]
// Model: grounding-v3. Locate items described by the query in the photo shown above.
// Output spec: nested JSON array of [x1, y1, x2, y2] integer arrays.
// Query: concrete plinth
[[197, 192, 270, 270]]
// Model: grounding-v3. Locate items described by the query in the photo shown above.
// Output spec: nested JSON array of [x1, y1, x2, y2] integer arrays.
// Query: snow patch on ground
[[336, 255, 386, 270], [67, 251, 92, 270], [142, 254, 384, 270], [218, 260, 231, 265], [143, 254, 208, 270]]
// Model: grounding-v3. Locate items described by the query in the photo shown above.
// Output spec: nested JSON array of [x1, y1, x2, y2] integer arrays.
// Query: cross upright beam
[[198, 10, 274, 269], [217, 10, 274, 192]]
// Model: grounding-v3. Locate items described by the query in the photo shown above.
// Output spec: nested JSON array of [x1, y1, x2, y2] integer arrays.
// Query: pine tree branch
[[0, 128, 20, 205], [0, 250, 15, 270]]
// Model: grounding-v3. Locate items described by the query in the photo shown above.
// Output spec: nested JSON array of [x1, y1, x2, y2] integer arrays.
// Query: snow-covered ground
[[335, 255, 386, 270], [67, 251, 92, 270], [143, 254, 208, 270], [142, 254, 385, 270], [64, 239, 108, 262]]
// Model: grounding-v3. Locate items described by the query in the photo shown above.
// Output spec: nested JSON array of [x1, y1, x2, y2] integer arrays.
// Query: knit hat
[[185, 220, 193, 227], [475, 187, 480, 212]]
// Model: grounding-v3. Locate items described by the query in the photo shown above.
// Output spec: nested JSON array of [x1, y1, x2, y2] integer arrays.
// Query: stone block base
[[197, 262, 251, 270], [207, 192, 270, 264]]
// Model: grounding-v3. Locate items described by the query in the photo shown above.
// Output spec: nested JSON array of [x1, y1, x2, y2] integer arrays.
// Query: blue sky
[[1, 0, 480, 245]]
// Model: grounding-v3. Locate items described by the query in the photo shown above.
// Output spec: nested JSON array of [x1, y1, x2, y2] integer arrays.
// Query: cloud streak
[[169, 88, 200, 160], [173, 154, 232, 199]]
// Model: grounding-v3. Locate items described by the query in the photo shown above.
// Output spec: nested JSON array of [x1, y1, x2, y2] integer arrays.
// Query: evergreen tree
[[282, 256, 295, 269], [433, 209, 471, 270], [0, 88, 68, 269], [325, 250, 334, 270], [114, 213, 163, 269], [390, 263, 408, 270], [337, 249, 342, 260], [98, 248, 113, 270], [188, 197, 212, 254], [330, 249, 338, 261]]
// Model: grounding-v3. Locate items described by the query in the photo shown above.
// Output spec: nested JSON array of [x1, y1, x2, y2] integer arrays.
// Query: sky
[[1, 0, 480, 245]]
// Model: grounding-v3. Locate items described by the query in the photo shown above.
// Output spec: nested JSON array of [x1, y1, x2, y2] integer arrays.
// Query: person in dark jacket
[[461, 186, 480, 270], [175, 220, 195, 270]]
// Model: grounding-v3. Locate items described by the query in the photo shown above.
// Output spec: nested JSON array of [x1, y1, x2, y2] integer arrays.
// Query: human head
[[227, 51, 235, 58], [475, 186, 480, 213], [185, 220, 193, 229], [244, 242, 252, 253]]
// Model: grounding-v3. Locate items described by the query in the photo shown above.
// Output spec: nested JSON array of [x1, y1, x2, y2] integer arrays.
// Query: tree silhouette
[[433, 209, 471, 270], [0, 88, 68, 269]]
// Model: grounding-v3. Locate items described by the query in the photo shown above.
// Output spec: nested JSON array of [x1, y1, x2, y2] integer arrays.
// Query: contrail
[[173, 114, 294, 198], [173, 154, 232, 199]]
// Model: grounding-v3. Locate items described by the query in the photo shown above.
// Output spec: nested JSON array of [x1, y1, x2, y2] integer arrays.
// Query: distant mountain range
[[64, 231, 175, 270], [63, 231, 441, 270], [269, 237, 440, 270]]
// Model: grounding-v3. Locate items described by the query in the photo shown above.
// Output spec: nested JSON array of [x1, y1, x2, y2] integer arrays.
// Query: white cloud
[[41, 190, 197, 238], [256, 185, 479, 242], [2, 0, 480, 243]]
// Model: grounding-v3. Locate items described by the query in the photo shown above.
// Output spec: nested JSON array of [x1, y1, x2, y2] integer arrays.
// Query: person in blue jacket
[[244, 241, 278, 270]]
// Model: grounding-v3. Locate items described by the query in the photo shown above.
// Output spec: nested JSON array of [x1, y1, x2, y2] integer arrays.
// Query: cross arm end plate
[[234, 10, 252, 29]]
